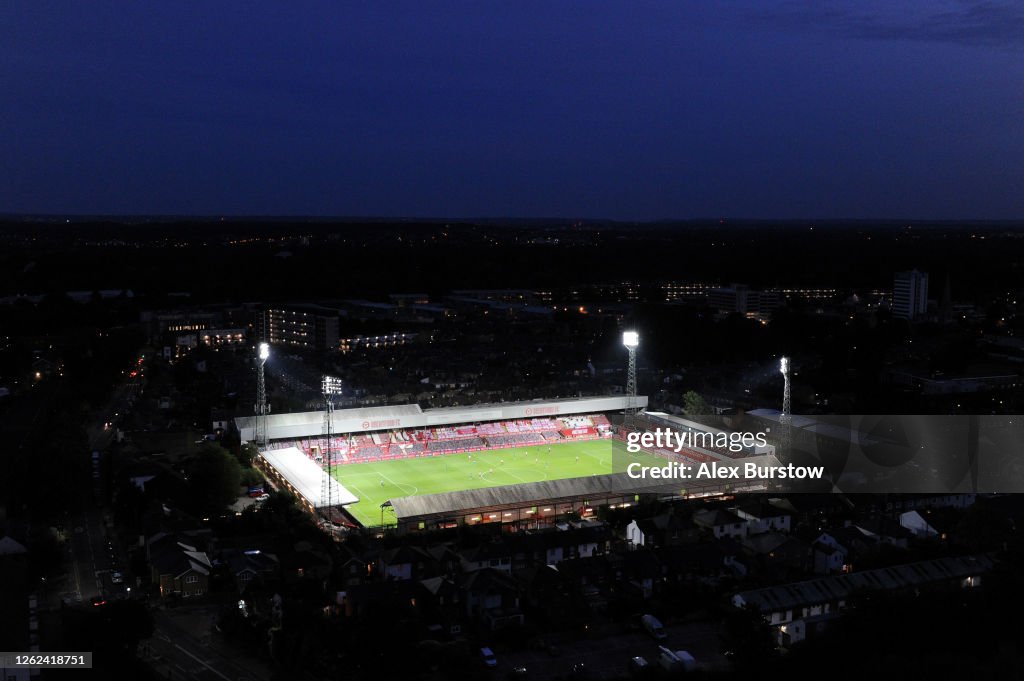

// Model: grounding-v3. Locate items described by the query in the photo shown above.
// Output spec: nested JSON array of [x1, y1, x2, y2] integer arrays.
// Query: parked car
[[641, 614, 667, 641], [628, 656, 651, 676], [657, 647, 696, 673]]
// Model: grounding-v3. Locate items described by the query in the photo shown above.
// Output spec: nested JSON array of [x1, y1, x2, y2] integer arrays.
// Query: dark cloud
[[1, 2, 1022, 219], [762, 0, 1024, 49]]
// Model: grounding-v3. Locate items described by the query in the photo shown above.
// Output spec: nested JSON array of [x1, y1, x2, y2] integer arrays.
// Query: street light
[[259, 342, 270, 361], [622, 331, 639, 348], [780, 356, 788, 374]]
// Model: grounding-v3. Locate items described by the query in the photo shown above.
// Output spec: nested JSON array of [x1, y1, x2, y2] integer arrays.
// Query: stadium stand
[[273, 413, 614, 466]]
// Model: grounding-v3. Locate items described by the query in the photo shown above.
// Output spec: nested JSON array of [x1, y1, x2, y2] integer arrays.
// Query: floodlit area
[[335, 439, 662, 527]]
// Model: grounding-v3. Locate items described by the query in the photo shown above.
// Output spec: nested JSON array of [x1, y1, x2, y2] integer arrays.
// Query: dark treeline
[[1, 220, 1022, 302]]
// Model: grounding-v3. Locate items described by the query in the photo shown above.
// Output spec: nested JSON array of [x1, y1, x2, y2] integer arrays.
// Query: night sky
[[2, 2, 1022, 220]]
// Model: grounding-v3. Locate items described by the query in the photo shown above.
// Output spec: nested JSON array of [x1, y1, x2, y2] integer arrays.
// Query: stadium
[[235, 395, 782, 534]]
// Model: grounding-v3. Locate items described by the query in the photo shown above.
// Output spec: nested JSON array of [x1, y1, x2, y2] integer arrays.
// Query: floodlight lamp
[[322, 375, 344, 395], [622, 331, 639, 348], [780, 356, 789, 374], [259, 343, 270, 361]]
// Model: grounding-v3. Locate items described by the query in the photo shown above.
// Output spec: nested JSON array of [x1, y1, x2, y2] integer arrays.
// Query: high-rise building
[[893, 270, 929, 320], [708, 284, 782, 318], [260, 304, 341, 351]]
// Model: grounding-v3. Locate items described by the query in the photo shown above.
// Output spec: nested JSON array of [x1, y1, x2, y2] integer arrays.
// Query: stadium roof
[[746, 408, 819, 429], [746, 409, 883, 445], [238, 404, 424, 441], [386, 456, 781, 520], [260, 447, 359, 508], [236, 395, 648, 441], [386, 474, 629, 520]]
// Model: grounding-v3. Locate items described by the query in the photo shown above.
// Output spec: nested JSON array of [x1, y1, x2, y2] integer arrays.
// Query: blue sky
[[1, 1, 1022, 219]]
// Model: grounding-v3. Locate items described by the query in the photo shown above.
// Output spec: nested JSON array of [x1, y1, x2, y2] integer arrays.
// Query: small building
[[147, 533, 212, 599], [811, 536, 849, 575], [733, 554, 993, 641], [693, 508, 748, 539], [462, 568, 523, 631], [221, 549, 279, 590], [733, 500, 793, 534], [779, 611, 841, 647]]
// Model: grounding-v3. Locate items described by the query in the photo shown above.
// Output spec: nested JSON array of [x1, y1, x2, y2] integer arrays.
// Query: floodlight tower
[[779, 356, 792, 457], [320, 375, 344, 520], [623, 331, 639, 416], [255, 343, 270, 449]]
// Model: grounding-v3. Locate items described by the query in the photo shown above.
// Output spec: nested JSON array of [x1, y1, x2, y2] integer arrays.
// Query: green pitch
[[333, 439, 648, 527]]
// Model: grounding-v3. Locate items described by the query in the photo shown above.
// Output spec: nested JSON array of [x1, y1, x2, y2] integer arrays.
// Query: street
[[144, 606, 270, 681], [500, 621, 729, 680]]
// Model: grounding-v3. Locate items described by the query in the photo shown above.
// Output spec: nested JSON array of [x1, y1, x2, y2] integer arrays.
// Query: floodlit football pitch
[[333, 439, 662, 527]]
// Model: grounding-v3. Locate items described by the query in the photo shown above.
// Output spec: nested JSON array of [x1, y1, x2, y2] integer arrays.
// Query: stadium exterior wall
[[391, 492, 639, 534], [235, 395, 648, 442], [384, 469, 770, 534]]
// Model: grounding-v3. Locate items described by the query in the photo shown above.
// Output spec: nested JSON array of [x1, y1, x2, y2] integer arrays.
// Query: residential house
[[460, 542, 513, 574], [379, 545, 432, 581], [693, 508, 748, 539], [626, 510, 698, 548], [222, 549, 278, 590], [338, 546, 372, 587], [811, 538, 848, 575], [853, 518, 913, 549], [507, 525, 608, 569], [426, 544, 462, 576], [147, 533, 212, 598], [342, 580, 417, 621], [609, 550, 661, 599], [899, 508, 961, 540], [417, 576, 462, 637], [887, 493, 977, 512], [626, 517, 660, 548], [733, 554, 993, 641], [554, 555, 613, 601], [741, 533, 809, 577], [657, 542, 737, 584], [769, 495, 852, 525], [733, 500, 793, 534], [778, 611, 841, 647], [462, 568, 523, 630], [281, 546, 332, 583]]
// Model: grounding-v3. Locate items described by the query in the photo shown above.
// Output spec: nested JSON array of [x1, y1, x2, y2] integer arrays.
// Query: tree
[[682, 390, 710, 416], [239, 466, 263, 487], [720, 604, 778, 671], [188, 443, 242, 511], [237, 442, 259, 467]]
